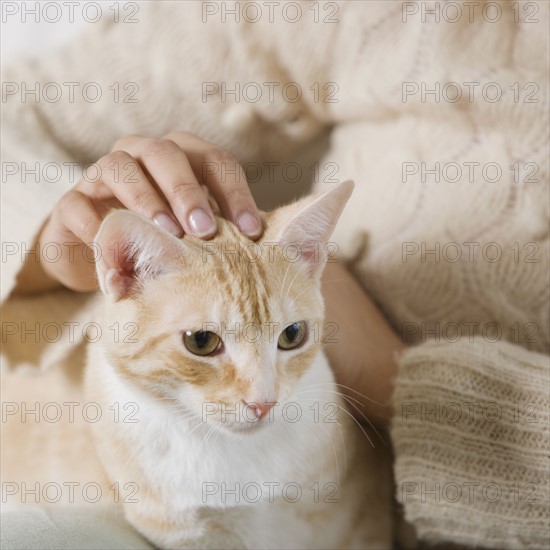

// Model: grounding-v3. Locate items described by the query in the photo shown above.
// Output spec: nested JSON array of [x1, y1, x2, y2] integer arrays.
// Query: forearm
[[321, 261, 405, 427]]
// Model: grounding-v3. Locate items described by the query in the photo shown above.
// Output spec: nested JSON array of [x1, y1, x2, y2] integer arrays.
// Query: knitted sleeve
[[1, 14, 146, 300], [390, 339, 550, 549]]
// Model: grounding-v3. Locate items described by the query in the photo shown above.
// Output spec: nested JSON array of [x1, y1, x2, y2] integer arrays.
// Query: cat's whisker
[[288, 398, 348, 480], [158, 405, 197, 420], [293, 394, 376, 449], [298, 381, 385, 406], [288, 408, 344, 487], [118, 440, 147, 487], [332, 392, 385, 445], [197, 426, 215, 454], [210, 425, 225, 454], [295, 387, 384, 445], [276, 414, 342, 488], [335, 393, 385, 441], [279, 251, 294, 305], [187, 418, 208, 438], [296, 387, 380, 427]]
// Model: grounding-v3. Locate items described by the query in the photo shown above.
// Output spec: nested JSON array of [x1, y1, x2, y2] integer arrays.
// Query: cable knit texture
[[1, 2, 549, 549], [392, 341, 549, 548]]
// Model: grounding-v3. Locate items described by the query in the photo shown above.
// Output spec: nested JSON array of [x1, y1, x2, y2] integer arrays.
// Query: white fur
[[86, 333, 384, 549]]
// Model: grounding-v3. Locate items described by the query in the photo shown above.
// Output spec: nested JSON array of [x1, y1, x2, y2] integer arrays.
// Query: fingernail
[[238, 211, 262, 237], [188, 208, 217, 237], [153, 213, 183, 237]]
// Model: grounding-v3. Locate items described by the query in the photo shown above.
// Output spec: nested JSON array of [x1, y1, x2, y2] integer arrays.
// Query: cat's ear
[[93, 210, 183, 301], [272, 180, 354, 276]]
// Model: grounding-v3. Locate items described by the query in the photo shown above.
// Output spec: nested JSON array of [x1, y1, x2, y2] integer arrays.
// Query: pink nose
[[245, 401, 274, 420]]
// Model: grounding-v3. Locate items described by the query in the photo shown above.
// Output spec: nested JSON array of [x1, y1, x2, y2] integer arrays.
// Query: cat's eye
[[183, 330, 222, 356], [278, 322, 307, 350]]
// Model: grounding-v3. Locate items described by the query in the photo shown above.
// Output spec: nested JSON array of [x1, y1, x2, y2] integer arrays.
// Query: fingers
[[56, 189, 103, 244], [115, 136, 217, 238], [165, 133, 263, 239], [137, 139, 218, 238], [196, 147, 263, 239], [41, 191, 103, 292], [96, 150, 183, 237], [201, 185, 221, 215], [111, 133, 263, 239]]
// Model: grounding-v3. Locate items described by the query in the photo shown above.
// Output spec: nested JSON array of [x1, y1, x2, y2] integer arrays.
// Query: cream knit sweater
[[1, 2, 549, 549]]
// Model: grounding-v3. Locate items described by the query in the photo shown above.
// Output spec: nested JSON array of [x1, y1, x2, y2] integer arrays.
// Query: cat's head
[[93, 181, 353, 434]]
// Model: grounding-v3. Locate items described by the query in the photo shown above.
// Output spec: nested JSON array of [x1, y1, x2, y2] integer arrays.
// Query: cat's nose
[[244, 401, 274, 420]]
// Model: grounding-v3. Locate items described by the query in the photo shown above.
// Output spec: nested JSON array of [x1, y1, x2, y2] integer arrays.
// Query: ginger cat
[[3, 182, 392, 549], [83, 181, 390, 548]]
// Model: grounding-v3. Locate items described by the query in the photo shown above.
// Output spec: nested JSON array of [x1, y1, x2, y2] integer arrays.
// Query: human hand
[[38, 132, 262, 292]]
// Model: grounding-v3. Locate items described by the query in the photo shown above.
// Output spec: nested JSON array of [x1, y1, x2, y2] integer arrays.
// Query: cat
[[85, 180, 393, 549]]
